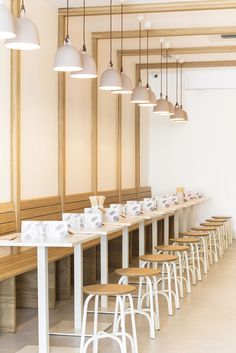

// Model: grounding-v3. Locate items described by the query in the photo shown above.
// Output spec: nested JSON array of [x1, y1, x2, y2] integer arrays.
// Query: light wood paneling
[[59, 1, 236, 16], [0, 203, 16, 237], [139, 186, 152, 200], [121, 188, 138, 203], [0, 278, 15, 333], [20, 197, 62, 222]]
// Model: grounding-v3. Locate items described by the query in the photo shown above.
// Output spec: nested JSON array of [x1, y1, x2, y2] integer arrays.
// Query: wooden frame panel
[[59, 1, 236, 17]]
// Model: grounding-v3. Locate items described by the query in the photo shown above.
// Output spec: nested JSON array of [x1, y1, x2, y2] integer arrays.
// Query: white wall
[[146, 67, 236, 233]]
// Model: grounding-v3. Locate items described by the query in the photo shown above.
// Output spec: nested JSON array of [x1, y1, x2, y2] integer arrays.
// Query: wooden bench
[[0, 247, 73, 333]]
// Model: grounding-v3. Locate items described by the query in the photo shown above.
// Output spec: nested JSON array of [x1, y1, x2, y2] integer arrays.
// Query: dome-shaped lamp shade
[[131, 85, 149, 104], [5, 17, 40, 50], [170, 105, 185, 122], [70, 51, 97, 79], [153, 95, 170, 114], [112, 72, 132, 94], [139, 88, 157, 107], [99, 67, 122, 91], [168, 100, 175, 116], [53, 43, 82, 72], [0, 3, 15, 39], [174, 106, 188, 123]]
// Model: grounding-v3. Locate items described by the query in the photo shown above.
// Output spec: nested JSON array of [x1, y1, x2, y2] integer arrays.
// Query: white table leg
[[164, 215, 169, 245], [37, 246, 49, 353], [152, 219, 157, 253], [182, 207, 188, 232], [174, 210, 179, 238], [74, 243, 83, 330], [122, 226, 129, 268], [100, 234, 108, 308], [139, 220, 145, 266]]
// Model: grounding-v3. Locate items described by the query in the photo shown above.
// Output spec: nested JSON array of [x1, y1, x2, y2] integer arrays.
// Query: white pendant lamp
[[53, 0, 82, 72], [153, 39, 170, 115], [178, 59, 189, 122], [70, 0, 97, 79], [112, 0, 132, 94], [139, 22, 156, 107], [5, 0, 39, 50], [99, 0, 122, 91], [0, 1, 15, 39], [164, 43, 174, 115], [170, 57, 186, 122], [131, 16, 149, 104]]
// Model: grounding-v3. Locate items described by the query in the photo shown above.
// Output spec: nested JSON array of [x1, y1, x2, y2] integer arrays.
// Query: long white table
[[0, 233, 98, 353]]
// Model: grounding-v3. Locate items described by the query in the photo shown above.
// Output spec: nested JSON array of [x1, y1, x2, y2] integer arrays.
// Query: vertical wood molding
[[11, 0, 21, 243], [117, 56, 122, 203], [91, 38, 98, 194], [135, 65, 141, 199], [58, 15, 66, 212]]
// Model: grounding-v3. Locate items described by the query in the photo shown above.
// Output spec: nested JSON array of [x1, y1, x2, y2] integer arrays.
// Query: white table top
[[0, 232, 99, 248], [73, 224, 126, 236]]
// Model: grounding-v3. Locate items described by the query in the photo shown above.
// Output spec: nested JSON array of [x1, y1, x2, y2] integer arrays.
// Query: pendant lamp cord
[[176, 59, 178, 106], [166, 48, 168, 97], [109, 0, 113, 67], [146, 28, 149, 88], [65, 0, 69, 43], [160, 43, 163, 97], [120, 2, 124, 72], [20, 0, 26, 15], [83, 0, 86, 51], [139, 20, 142, 83]]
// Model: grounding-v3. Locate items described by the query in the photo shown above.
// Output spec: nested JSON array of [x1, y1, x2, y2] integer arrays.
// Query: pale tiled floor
[[1, 242, 236, 353]]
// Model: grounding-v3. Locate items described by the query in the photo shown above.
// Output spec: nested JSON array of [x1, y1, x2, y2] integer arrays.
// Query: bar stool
[[139, 254, 180, 316], [188, 229, 211, 270], [115, 267, 160, 339], [155, 245, 191, 298], [80, 284, 138, 353], [212, 216, 233, 245], [206, 218, 230, 249], [200, 222, 226, 252], [170, 237, 201, 284]]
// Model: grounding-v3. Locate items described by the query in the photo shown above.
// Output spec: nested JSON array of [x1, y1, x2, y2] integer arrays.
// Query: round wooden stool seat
[[200, 222, 224, 227], [155, 245, 190, 252], [212, 216, 232, 219], [139, 254, 178, 263], [181, 231, 209, 237], [206, 219, 227, 223], [83, 284, 136, 296], [115, 267, 161, 277], [191, 227, 217, 232], [170, 237, 200, 244]]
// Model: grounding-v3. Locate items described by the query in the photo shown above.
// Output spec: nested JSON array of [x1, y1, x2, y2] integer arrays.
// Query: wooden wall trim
[[138, 61, 236, 69], [92, 26, 236, 40], [118, 46, 236, 57], [58, 15, 66, 213], [10, 0, 21, 234], [58, 1, 236, 17], [91, 38, 98, 194]]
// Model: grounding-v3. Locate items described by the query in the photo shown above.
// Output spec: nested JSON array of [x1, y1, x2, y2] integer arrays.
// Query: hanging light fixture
[[5, 0, 40, 50], [164, 43, 174, 115], [139, 21, 156, 107], [112, 0, 132, 94], [178, 58, 188, 122], [99, 0, 122, 91], [0, 0, 15, 39], [53, 0, 82, 72], [153, 39, 170, 115], [131, 16, 149, 104], [170, 57, 185, 122], [70, 0, 97, 79]]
